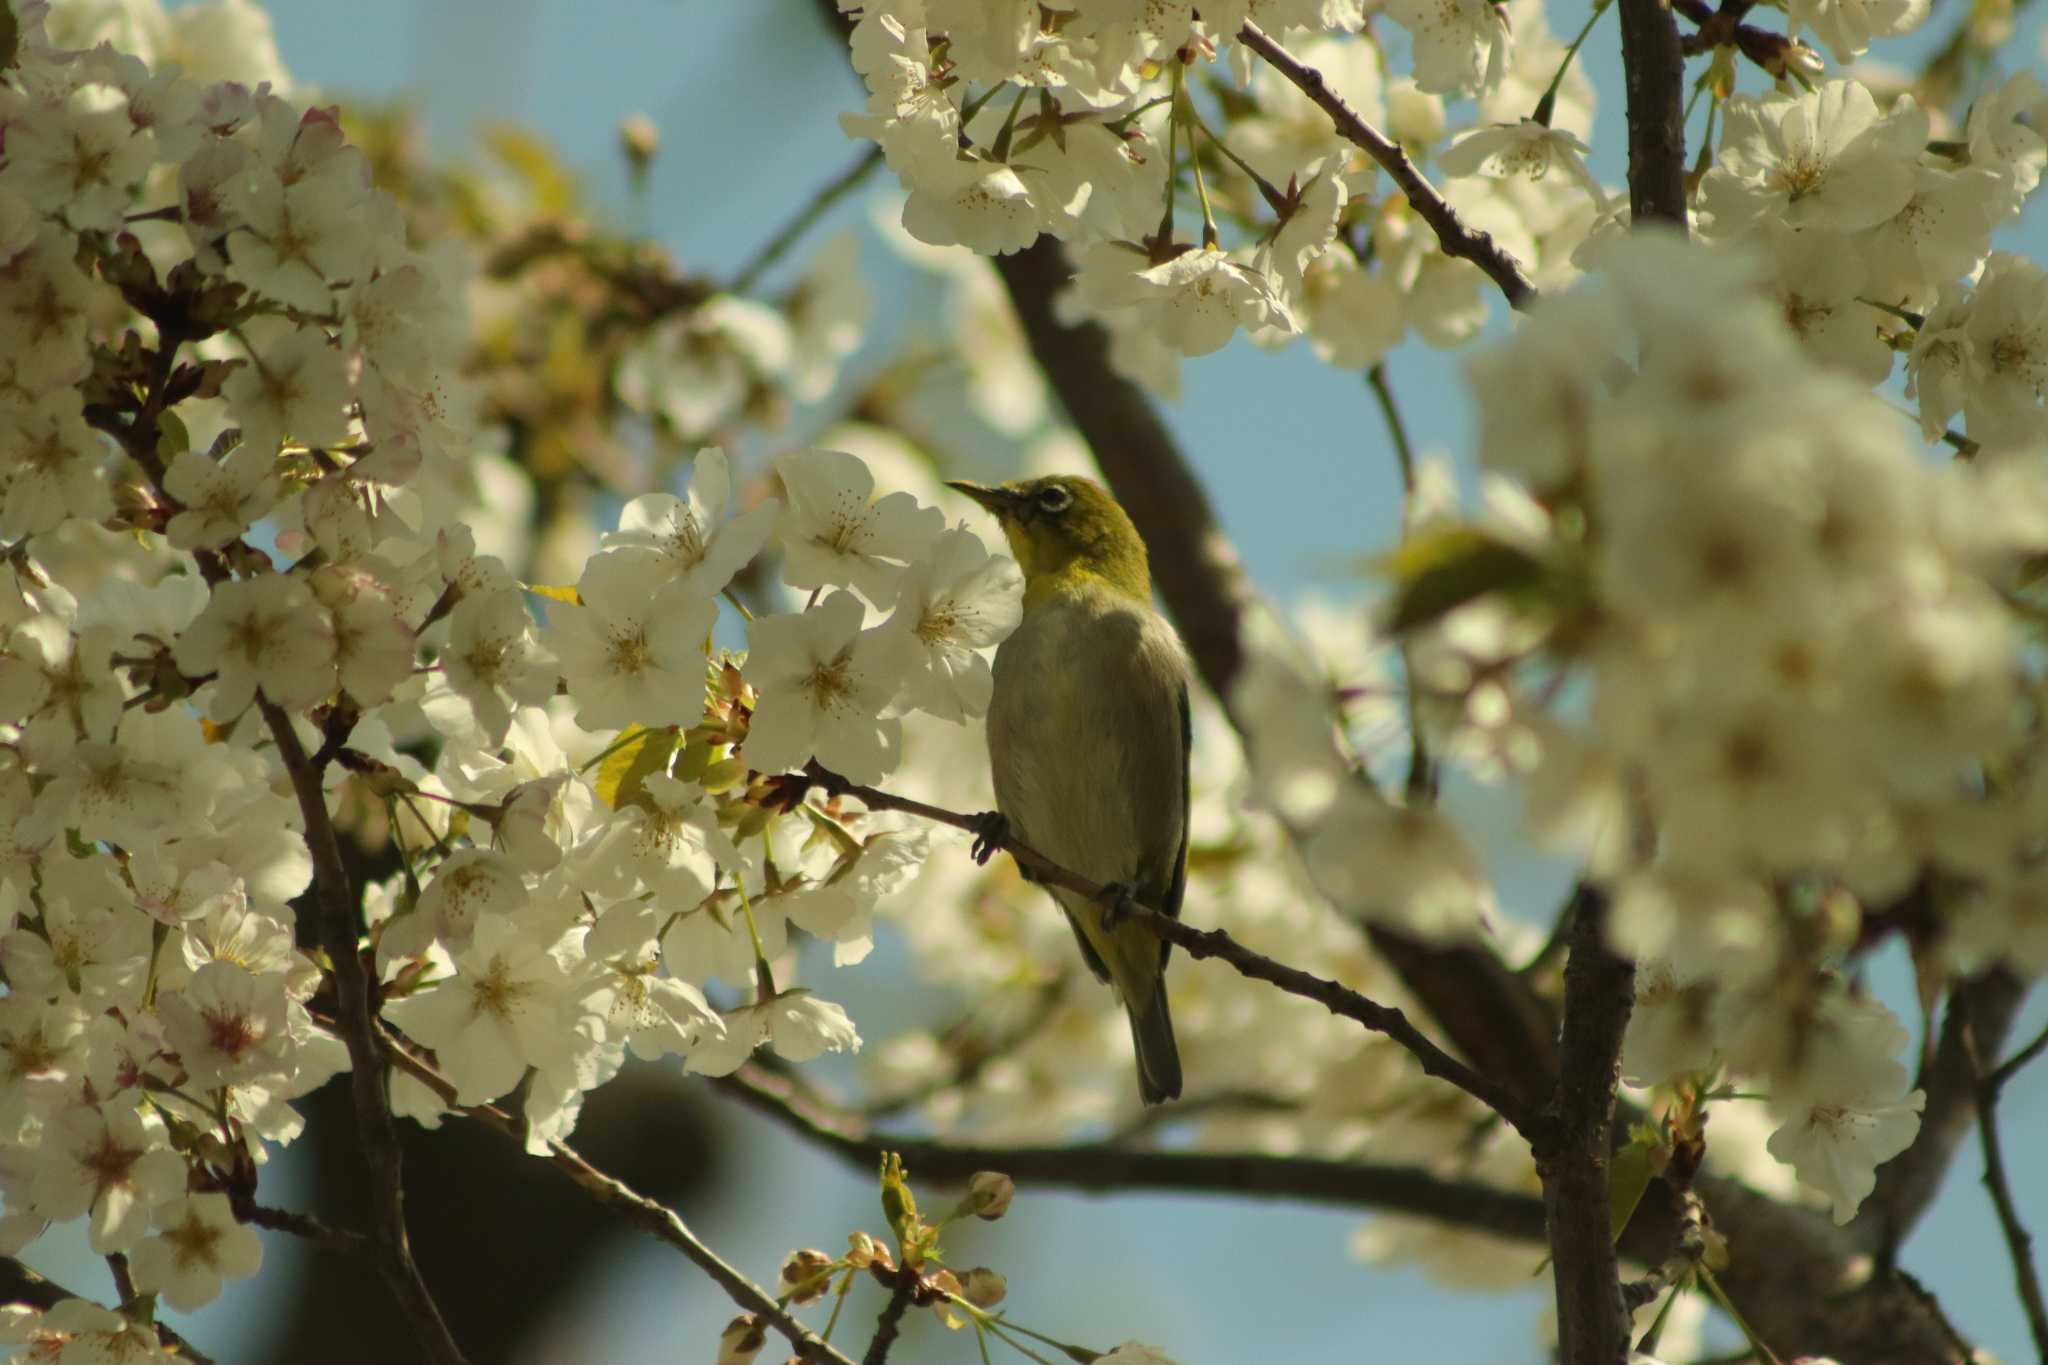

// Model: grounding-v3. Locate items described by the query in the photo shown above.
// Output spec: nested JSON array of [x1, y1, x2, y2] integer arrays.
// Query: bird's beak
[[946, 480, 1020, 518]]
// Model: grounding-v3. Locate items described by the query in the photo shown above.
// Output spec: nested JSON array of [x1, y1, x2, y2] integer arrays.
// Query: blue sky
[[51, 2, 2044, 1362]]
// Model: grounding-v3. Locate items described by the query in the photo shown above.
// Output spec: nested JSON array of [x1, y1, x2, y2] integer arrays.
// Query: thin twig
[[1237, 22, 1535, 310], [235, 1200, 371, 1255], [1990, 1018, 2048, 1091], [105, 1252, 136, 1308], [729, 145, 884, 296], [1366, 362, 1436, 806], [795, 765, 1545, 1143], [719, 1064, 1552, 1238], [376, 1028, 858, 1365], [1970, 1013, 2048, 1361], [260, 700, 469, 1365]]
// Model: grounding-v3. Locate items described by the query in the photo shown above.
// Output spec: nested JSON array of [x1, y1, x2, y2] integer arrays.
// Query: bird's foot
[[968, 811, 1009, 866], [1097, 881, 1137, 930]]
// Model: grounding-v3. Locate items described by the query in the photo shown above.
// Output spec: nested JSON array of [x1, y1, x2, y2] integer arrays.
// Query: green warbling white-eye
[[947, 475, 1190, 1105]]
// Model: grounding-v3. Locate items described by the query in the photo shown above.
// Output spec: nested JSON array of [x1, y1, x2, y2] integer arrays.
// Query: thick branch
[[378, 1030, 857, 1365], [1237, 22, 1536, 310], [1537, 887, 1634, 1365], [0, 1256, 215, 1363], [801, 766, 1545, 1142], [721, 1064, 1550, 1236], [261, 701, 468, 1365], [1617, 0, 1691, 227]]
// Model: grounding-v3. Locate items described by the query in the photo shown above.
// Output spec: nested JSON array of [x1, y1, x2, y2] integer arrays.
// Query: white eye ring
[[1036, 485, 1072, 514]]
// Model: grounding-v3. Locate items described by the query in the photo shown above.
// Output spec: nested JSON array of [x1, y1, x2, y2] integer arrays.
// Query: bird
[[946, 474, 1190, 1104]]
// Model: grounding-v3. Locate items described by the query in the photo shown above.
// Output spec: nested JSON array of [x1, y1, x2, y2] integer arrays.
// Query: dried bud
[[777, 1248, 833, 1304], [716, 1314, 766, 1365], [924, 1268, 968, 1329], [960, 1171, 1014, 1221], [846, 1230, 890, 1269], [959, 1267, 1007, 1308]]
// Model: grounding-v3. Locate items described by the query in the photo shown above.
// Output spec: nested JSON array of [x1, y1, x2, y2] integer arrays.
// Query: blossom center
[[607, 627, 653, 677], [164, 1211, 226, 1268], [802, 654, 855, 713]]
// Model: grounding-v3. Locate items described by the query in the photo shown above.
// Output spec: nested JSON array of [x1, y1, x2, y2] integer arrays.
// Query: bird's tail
[[1127, 979, 1182, 1105]]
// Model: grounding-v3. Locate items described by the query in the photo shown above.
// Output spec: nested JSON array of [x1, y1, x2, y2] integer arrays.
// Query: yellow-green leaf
[[525, 582, 581, 605], [483, 123, 578, 216], [1377, 524, 1547, 635], [1609, 1133, 1658, 1244], [595, 724, 678, 811]]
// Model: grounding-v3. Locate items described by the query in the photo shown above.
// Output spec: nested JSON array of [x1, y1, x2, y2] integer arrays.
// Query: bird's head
[[946, 475, 1151, 602]]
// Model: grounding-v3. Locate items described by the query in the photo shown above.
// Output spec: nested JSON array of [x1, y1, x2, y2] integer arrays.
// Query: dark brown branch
[[1618, 0, 1692, 227], [377, 1029, 858, 1365], [799, 765, 1546, 1143], [1991, 1018, 2048, 1090], [1670, 0, 1800, 74], [1536, 887, 1634, 1365], [860, 1273, 915, 1365], [720, 1065, 1551, 1237], [235, 1200, 371, 1256], [1857, 969, 2026, 1252], [261, 700, 468, 1365], [1238, 22, 1536, 310], [0, 1256, 216, 1364], [1970, 1004, 2048, 1360]]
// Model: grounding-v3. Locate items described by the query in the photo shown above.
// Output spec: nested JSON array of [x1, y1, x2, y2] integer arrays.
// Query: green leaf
[[1609, 1132, 1658, 1244], [594, 724, 678, 811], [1378, 525, 1548, 634], [157, 411, 189, 460]]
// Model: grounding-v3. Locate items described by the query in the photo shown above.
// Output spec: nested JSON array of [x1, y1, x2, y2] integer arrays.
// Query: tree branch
[[720, 1064, 1552, 1237], [860, 1273, 915, 1365], [1536, 886, 1634, 1365], [376, 1028, 859, 1365], [1617, 0, 1692, 227], [1970, 1004, 2048, 1361], [261, 700, 469, 1365], [1857, 969, 2027, 1252], [1237, 22, 1536, 310], [796, 765, 1546, 1142]]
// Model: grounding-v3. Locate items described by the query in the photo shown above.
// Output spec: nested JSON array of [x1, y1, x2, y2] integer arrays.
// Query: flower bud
[[777, 1248, 832, 1304], [716, 1314, 765, 1365], [620, 112, 659, 182], [959, 1170, 1014, 1221], [846, 1229, 891, 1270], [960, 1267, 1007, 1308]]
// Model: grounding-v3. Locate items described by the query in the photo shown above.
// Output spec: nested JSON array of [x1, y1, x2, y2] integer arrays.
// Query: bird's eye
[[1036, 485, 1073, 515]]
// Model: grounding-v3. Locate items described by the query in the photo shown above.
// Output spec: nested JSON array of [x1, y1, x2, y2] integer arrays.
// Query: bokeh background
[[24, 1, 2048, 1361]]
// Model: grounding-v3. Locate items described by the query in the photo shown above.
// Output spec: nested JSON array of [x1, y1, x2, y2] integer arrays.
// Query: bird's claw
[[1097, 881, 1136, 930], [969, 811, 1009, 866]]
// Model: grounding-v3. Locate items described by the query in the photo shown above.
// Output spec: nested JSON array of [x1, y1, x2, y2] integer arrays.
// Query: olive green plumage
[[948, 475, 1190, 1105]]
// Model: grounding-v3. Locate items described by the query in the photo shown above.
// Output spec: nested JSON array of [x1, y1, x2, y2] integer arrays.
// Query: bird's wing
[[1157, 682, 1191, 967]]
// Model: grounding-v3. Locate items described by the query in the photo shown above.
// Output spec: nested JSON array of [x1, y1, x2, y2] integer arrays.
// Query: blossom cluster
[[0, 2, 1025, 1345], [837, 0, 1611, 395]]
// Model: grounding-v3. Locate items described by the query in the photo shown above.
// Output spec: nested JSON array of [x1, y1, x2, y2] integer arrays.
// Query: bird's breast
[[985, 589, 1188, 898]]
